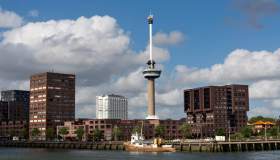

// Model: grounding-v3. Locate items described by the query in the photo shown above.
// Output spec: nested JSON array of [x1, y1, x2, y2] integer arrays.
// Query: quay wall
[[0, 141, 125, 151], [171, 141, 280, 152], [1, 140, 280, 152]]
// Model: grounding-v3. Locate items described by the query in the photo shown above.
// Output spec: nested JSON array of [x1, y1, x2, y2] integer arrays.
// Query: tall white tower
[[143, 15, 161, 119]]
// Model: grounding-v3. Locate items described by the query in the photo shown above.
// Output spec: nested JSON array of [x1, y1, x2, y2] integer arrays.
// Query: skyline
[[0, 0, 280, 119]]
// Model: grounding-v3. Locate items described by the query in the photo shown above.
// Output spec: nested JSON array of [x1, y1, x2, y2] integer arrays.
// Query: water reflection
[[0, 147, 279, 160]]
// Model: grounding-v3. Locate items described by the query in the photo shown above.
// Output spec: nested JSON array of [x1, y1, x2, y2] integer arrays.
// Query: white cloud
[[2, 16, 130, 66], [250, 80, 280, 99], [153, 31, 185, 46], [113, 67, 145, 94], [271, 99, 280, 109], [157, 89, 181, 106], [0, 79, 29, 91], [129, 92, 146, 109], [28, 10, 39, 17], [76, 86, 99, 105], [175, 48, 280, 84], [137, 45, 170, 63], [77, 104, 96, 118], [1, 16, 132, 85], [0, 8, 23, 28]]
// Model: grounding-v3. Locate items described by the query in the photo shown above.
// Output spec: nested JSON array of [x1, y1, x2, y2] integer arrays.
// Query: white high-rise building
[[96, 94, 128, 120]]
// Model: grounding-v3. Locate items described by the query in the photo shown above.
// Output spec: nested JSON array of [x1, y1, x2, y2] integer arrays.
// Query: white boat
[[124, 132, 175, 152]]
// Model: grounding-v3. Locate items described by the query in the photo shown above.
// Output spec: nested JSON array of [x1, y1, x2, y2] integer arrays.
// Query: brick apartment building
[[57, 118, 186, 141], [184, 84, 249, 137], [29, 72, 75, 140], [57, 119, 120, 141]]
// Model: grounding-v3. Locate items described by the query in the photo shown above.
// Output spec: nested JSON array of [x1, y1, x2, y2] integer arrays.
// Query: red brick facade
[[184, 84, 249, 137], [57, 118, 186, 141]]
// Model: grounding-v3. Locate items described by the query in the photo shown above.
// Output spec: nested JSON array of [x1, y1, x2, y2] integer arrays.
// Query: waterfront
[[0, 148, 280, 160]]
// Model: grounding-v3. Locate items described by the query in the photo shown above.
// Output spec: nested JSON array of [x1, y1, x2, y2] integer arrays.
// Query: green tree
[[179, 124, 191, 139], [241, 126, 252, 138], [256, 130, 265, 137], [215, 128, 225, 136], [231, 132, 243, 140], [93, 129, 103, 141], [268, 126, 278, 137], [112, 126, 122, 141], [46, 128, 55, 140], [58, 127, 69, 140], [132, 125, 141, 134], [75, 127, 85, 141], [20, 128, 29, 139], [155, 125, 165, 138], [9, 129, 16, 137], [31, 128, 40, 140]]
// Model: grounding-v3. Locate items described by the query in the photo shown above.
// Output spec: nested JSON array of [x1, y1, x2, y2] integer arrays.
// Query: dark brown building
[[0, 101, 8, 121], [29, 72, 75, 140], [184, 84, 249, 137], [1, 90, 30, 121], [0, 90, 30, 121], [0, 90, 30, 140]]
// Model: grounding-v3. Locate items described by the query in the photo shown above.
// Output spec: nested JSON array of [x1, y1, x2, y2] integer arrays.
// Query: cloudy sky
[[0, 0, 280, 119]]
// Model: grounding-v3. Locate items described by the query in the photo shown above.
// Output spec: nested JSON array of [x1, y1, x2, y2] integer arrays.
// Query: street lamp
[[200, 122, 203, 140], [277, 116, 280, 140], [228, 120, 231, 142], [264, 122, 267, 141]]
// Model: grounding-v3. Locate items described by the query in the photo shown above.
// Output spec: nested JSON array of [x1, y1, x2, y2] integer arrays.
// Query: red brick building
[[184, 84, 249, 137], [57, 118, 186, 141]]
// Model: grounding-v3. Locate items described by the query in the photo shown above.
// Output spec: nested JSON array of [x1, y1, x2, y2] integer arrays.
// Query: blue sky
[[2, 0, 280, 69], [0, 0, 280, 119]]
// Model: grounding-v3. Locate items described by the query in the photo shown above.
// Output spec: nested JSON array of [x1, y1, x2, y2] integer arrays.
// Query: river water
[[0, 147, 279, 160]]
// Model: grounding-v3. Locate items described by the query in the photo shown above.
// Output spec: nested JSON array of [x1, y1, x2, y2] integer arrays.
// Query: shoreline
[[1, 140, 280, 152]]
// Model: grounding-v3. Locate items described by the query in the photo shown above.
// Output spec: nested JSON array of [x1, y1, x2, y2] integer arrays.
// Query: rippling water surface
[[0, 147, 280, 160]]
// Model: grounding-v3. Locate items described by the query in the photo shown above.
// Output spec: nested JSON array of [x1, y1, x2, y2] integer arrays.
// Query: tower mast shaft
[[149, 21, 153, 61]]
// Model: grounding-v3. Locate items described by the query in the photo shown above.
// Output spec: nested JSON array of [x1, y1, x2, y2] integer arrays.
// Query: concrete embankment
[[171, 141, 280, 152], [1, 140, 280, 152], [0, 141, 125, 150]]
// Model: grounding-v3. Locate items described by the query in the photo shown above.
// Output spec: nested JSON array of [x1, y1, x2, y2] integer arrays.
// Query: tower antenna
[[147, 14, 153, 61]]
